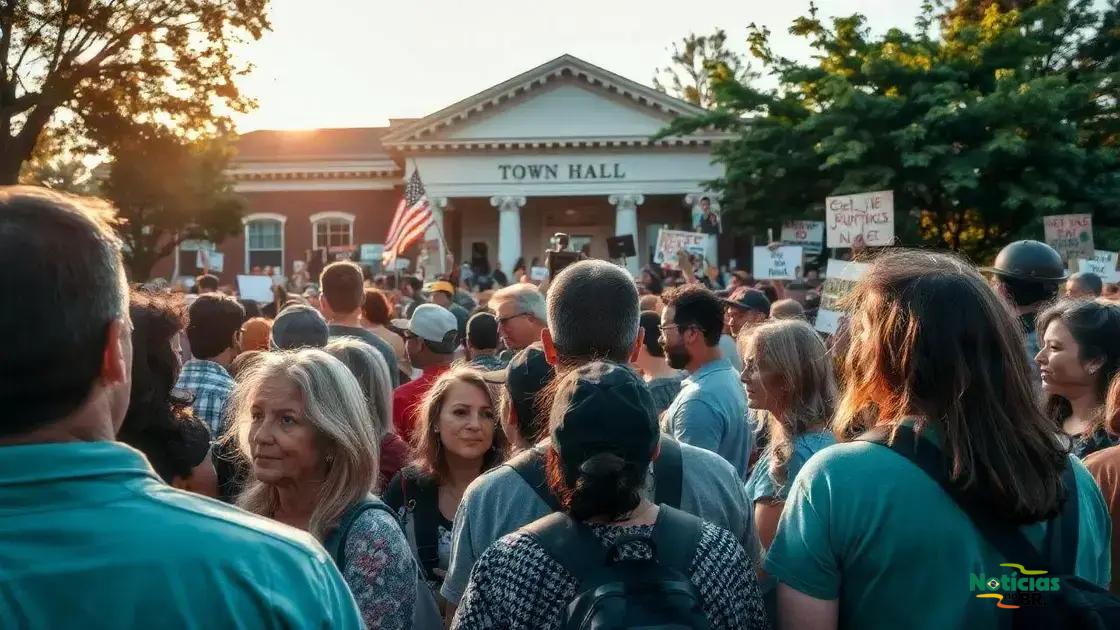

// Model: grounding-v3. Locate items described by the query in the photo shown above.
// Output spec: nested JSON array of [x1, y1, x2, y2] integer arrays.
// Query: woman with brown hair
[[765, 250, 1110, 630], [1085, 376, 1120, 594], [382, 367, 508, 604], [362, 287, 411, 380]]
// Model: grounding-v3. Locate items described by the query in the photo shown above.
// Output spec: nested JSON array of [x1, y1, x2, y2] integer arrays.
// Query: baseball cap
[[271, 305, 329, 350], [550, 362, 658, 483], [391, 303, 458, 351], [426, 280, 455, 295], [481, 345, 555, 429], [722, 288, 771, 315]]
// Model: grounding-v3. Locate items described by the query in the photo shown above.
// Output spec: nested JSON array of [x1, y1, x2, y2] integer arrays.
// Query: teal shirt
[[765, 436, 1112, 629], [0, 441, 362, 629], [745, 430, 837, 502]]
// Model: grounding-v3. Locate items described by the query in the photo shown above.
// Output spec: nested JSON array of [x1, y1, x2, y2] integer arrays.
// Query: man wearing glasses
[[488, 283, 548, 353]]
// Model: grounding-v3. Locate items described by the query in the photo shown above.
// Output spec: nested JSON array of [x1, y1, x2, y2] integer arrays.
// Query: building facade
[[158, 54, 731, 285]]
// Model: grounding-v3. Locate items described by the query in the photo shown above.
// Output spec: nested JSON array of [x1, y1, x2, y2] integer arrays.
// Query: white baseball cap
[[391, 303, 459, 350]]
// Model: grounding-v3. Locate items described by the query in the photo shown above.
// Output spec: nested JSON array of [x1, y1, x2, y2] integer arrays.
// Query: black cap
[[271, 305, 329, 350], [984, 240, 1068, 282], [550, 362, 658, 482], [482, 345, 555, 428], [722, 288, 771, 315]]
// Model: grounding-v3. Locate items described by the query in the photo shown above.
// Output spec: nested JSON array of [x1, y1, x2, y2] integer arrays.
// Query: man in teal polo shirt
[[0, 187, 362, 629]]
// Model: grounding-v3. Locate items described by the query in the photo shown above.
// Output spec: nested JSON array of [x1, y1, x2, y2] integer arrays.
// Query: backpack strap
[[653, 435, 683, 508], [324, 495, 400, 568], [521, 511, 604, 583], [406, 475, 443, 582], [504, 447, 563, 512], [651, 504, 703, 573], [859, 425, 1079, 574]]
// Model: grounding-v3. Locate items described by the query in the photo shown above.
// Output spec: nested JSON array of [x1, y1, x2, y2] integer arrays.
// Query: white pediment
[[442, 82, 672, 141]]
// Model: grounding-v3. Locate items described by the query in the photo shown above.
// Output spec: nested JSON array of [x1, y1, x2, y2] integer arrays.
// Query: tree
[[17, 125, 97, 194], [101, 128, 244, 281], [661, 0, 1120, 260], [0, 1, 270, 184], [653, 29, 751, 108]]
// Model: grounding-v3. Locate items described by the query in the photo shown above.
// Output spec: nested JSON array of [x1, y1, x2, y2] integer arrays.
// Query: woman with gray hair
[[229, 349, 417, 629], [324, 336, 411, 489]]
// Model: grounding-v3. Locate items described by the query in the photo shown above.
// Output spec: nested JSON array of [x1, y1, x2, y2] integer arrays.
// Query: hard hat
[[983, 240, 1068, 282]]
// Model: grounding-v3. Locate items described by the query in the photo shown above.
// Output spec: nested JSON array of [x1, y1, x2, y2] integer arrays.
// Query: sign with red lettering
[[781, 220, 824, 255], [1043, 214, 1094, 265], [825, 190, 895, 248]]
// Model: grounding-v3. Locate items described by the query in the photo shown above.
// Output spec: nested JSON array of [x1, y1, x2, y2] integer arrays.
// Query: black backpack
[[862, 425, 1120, 630], [522, 504, 711, 630]]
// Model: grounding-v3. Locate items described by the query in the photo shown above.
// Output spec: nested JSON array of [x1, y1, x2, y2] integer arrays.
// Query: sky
[[232, 0, 928, 132]]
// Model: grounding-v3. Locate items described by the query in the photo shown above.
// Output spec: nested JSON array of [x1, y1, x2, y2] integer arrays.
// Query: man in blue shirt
[[660, 284, 753, 480], [0, 187, 362, 629]]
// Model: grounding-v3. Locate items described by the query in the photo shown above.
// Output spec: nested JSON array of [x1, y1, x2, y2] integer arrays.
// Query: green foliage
[[101, 128, 244, 281], [0, 1, 270, 184], [662, 0, 1120, 261], [653, 29, 754, 108]]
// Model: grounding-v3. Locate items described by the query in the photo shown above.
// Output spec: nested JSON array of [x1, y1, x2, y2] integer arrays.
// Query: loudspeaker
[[607, 235, 637, 259]]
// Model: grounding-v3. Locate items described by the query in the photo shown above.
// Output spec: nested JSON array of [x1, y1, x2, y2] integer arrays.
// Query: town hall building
[[164, 54, 731, 284]]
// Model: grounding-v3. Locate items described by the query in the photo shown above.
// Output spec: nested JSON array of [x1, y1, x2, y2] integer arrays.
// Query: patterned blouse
[[340, 507, 417, 629], [451, 518, 769, 630]]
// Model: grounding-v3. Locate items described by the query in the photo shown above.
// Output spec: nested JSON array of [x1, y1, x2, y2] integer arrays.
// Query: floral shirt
[[340, 507, 417, 629]]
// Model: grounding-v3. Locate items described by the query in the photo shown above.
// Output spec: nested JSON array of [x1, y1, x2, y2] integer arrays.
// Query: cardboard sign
[[529, 266, 549, 282], [753, 246, 803, 280], [1044, 214, 1094, 265], [1077, 250, 1119, 283], [237, 275, 273, 303], [815, 259, 870, 334], [653, 229, 711, 269], [825, 190, 895, 248], [781, 221, 825, 255]]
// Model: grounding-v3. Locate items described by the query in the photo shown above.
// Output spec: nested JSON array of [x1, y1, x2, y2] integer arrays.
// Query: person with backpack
[[766, 250, 1113, 629], [452, 361, 768, 630], [382, 368, 508, 603]]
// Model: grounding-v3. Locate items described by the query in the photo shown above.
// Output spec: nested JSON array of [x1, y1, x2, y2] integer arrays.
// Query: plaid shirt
[[175, 359, 235, 436]]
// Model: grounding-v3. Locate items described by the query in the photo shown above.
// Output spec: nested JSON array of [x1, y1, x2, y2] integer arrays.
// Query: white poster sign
[[194, 249, 224, 273], [237, 275, 273, 303], [529, 266, 549, 282], [781, 221, 825, 255], [359, 243, 384, 262], [825, 190, 895, 248], [753, 246, 803, 280], [815, 259, 870, 334], [653, 229, 711, 269], [1077, 250, 1119, 282]]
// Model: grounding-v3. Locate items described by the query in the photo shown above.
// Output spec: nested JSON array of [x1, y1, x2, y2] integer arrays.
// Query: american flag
[[383, 170, 433, 267]]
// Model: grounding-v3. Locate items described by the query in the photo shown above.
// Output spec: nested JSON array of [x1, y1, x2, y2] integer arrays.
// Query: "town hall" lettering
[[498, 162, 627, 181]]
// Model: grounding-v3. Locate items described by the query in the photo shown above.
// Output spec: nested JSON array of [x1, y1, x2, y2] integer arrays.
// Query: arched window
[[311, 211, 355, 253], [243, 213, 286, 274]]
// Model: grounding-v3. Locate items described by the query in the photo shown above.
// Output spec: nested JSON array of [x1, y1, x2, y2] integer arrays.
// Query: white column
[[609, 194, 644, 277], [427, 197, 449, 276], [490, 195, 526, 275]]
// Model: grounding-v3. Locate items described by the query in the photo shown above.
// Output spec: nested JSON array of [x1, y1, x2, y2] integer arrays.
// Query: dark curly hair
[[118, 290, 191, 441]]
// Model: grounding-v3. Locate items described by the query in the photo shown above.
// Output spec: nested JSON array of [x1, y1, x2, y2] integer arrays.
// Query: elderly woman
[[382, 368, 507, 603], [452, 362, 767, 630], [324, 336, 412, 490], [230, 349, 417, 629]]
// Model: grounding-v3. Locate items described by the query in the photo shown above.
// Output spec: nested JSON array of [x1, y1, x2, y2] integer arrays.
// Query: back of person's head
[[404, 276, 423, 293], [125, 412, 212, 486], [547, 260, 639, 363], [466, 312, 500, 351], [488, 283, 547, 320], [324, 336, 394, 441], [228, 350, 265, 381], [413, 367, 508, 481], [186, 294, 245, 360], [239, 317, 272, 353], [1036, 299, 1120, 429], [0, 187, 127, 436], [638, 311, 665, 358], [739, 319, 836, 485], [320, 261, 364, 315], [231, 349, 377, 539], [361, 288, 392, 326], [997, 274, 1062, 308], [545, 362, 658, 521], [770, 298, 805, 320], [661, 284, 723, 347], [838, 249, 1067, 523], [1069, 272, 1104, 298], [638, 294, 663, 314], [195, 274, 220, 293], [120, 291, 187, 439], [238, 299, 262, 321], [271, 304, 329, 350]]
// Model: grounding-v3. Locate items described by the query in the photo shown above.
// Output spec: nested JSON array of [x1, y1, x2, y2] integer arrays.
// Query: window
[[243, 213, 286, 273], [310, 212, 355, 254]]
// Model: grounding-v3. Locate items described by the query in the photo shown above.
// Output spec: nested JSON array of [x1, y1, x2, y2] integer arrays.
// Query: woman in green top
[[766, 250, 1111, 630]]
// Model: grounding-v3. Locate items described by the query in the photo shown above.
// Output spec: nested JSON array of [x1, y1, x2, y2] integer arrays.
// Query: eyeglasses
[[497, 312, 531, 327], [658, 323, 701, 336]]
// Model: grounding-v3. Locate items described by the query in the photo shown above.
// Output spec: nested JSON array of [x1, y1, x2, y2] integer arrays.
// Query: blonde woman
[[230, 349, 417, 629], [382, 368, 508, 604], [739, 319, 837, 555]]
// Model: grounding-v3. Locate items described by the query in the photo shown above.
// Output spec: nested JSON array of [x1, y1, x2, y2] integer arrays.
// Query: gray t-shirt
[[666, 358, 753, 481], [328, 324, 400, 388], [441, 439, 757, 604]]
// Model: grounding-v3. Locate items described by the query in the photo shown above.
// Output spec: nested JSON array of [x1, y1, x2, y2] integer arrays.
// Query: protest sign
[[529, 266, 549, 282], [653, 229, 710, 269], [1044, 214, 1094, 265], [753, 246, 803, 280], [1077, 250, 1119, 283], [359, 243, 384, 262], [194, 249, 224, 273], [815, 259, 870, 335], [237, 275, 273, 303], [781, 221, 825, 255], [825, 190, 894, 248]]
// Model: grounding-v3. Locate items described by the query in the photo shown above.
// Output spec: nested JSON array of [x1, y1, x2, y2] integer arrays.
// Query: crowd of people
[[4, 184, 1120, 629]]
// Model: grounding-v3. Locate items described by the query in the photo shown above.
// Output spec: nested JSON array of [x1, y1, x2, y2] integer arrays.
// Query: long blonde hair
[[739, 319, 836, 486], [230, 349, 379, 540]]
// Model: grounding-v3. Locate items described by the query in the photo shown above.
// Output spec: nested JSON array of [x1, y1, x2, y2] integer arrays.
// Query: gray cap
[[271, 305, 329, 350]]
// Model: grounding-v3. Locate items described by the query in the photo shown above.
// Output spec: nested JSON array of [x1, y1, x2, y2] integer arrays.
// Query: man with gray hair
[[442, 260, 757, 619], [1067, 271, 1104, 299], [488, 283, 547, 352]]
